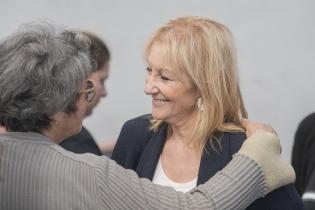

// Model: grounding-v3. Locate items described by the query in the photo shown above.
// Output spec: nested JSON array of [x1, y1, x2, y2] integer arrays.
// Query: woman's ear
[[51, 112, 65, 126]]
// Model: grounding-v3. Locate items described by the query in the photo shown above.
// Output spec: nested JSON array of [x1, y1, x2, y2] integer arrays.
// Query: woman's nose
[[144, 77, 158, 95], [100, 85, 107, 97]]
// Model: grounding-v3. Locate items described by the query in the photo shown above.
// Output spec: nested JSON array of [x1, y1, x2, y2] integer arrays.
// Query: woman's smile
[[152, 97, 169, 106]]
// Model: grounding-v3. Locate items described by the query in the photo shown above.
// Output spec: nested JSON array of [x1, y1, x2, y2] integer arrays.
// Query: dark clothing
[[303, 171, 315, 210], [112, 114, 304, 210], [292, 113, 315, 195], [60, 126, 102, 156], [292, 113, 315, 209]]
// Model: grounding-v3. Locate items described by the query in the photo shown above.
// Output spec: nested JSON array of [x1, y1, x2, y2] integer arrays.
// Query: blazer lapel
[[136, 123, 168, 180], [197, 133, 233, 185]]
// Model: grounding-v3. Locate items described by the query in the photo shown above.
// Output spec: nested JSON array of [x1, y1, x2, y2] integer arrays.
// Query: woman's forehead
[[147, 44, 172, 70]]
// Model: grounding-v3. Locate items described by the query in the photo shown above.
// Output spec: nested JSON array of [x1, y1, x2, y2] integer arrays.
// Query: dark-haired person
[[60, 31, 115, 156], [0, 23, 295, 210], [292, 112, 315, 209]]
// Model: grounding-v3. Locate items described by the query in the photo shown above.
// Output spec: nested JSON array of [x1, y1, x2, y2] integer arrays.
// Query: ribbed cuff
[[195, 154, 267, 210], [238, 130, 295, 192]]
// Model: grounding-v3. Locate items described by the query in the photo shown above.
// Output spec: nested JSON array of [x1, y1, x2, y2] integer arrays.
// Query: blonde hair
[[144, 16, 248, 149]]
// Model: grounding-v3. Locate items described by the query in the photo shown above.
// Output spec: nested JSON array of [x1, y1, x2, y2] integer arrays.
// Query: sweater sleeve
[[94, 154, 266, 210]]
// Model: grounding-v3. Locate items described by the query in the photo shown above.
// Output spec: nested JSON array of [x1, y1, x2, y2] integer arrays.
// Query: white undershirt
[[152, 156, 197, 193]]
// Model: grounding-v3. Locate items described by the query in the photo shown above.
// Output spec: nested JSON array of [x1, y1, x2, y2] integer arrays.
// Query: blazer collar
[[197, 133, 237, 185], [136, 125, 233, 184], [136, 123, 168, 179]]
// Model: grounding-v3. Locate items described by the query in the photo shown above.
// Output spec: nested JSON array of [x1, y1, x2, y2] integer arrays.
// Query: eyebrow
[[146, 60, 175, 75], [156, 68, 175, 78], [147, 64, 172, 74]]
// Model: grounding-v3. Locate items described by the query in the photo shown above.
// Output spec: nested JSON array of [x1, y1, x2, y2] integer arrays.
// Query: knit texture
[[0, 132, 266, 210], [238, 130, 296, 193]]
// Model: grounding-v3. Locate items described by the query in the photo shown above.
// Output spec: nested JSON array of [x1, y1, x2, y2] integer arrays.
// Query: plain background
[[0, 0, 314, 161]]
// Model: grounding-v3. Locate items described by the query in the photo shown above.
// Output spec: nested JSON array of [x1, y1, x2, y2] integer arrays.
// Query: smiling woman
[[112, 16, 304, 209], [0, 21, 298, 210], [144, 43, 198, 127]]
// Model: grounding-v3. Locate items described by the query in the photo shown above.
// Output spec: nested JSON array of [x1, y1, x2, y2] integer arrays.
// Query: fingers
[[241, 118, 249, 128], [241, 119, 278, 137]]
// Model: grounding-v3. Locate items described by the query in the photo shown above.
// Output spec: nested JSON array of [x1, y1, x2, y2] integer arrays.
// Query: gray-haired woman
[[0, 23, 294, 210]]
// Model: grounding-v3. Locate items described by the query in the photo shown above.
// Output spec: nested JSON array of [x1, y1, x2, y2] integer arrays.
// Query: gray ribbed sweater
[[0, 132, 266, 210]]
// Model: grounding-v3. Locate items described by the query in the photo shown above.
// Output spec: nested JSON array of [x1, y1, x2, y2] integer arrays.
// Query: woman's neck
[[168, 111, 198, 145], [41, 125, 63, 144]]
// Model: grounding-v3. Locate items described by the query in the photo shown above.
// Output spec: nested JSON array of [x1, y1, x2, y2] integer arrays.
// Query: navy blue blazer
[[112, 115, 304, 210]]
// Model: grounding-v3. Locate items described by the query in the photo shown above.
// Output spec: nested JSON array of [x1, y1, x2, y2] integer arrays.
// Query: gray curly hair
[[0, 23, 92, 132]]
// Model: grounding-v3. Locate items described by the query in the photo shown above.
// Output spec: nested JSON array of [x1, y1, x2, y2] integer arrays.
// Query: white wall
[[1, 0, 314, 160]]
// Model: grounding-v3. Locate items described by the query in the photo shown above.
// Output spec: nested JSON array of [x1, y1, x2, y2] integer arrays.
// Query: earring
[[54, 120, 60, 125], [197, 97, 204, 112]]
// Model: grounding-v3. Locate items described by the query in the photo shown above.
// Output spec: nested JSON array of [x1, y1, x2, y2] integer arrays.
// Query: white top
[[152, 156, 197, 193]]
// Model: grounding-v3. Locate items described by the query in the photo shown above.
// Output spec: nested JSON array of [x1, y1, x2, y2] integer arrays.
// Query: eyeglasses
[[80, 79, 96, 102]]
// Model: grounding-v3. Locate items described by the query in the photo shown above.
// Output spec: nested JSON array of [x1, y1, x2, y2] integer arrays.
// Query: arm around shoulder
[[238, 130, 295, 193], [95, 154, 267, 209]]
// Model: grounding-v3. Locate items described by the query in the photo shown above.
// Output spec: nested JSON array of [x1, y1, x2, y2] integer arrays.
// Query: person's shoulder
[[298, 112, 315, 129], [118, 114, 153, 144], [49, 143, 100, 167], [111, 114, 154, 168], [294, 112, 315, 141], [220, 131, 246, 144], [224, 131, 246, 139], [216, 131, 246, 154], [302, 112, 315, 123], [122, 114, 152, 129]]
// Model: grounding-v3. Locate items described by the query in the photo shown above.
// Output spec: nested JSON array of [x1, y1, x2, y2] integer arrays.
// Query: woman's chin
[[151, 112, 167, 121]]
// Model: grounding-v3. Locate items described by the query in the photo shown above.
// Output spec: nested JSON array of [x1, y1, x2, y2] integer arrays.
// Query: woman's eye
[[145, 67, 152, 73], [160, 75, 170, 81]]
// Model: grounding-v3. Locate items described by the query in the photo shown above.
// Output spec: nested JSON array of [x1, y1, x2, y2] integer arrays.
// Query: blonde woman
[[112, 16, 303, 209]]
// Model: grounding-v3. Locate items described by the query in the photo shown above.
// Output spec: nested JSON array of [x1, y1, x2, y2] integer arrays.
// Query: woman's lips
[[152, 98, 168, 106]]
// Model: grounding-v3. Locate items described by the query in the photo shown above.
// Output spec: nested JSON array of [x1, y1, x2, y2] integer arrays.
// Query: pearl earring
[[197, 97, 204, 112]]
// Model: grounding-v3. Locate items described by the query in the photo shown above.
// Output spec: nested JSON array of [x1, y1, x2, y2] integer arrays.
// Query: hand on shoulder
[[238, 119, 295, 193], [241, 119, 277, 137]]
